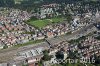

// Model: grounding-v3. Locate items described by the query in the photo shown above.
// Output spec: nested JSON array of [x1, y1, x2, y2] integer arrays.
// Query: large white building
[[39, 8, 54, 19]]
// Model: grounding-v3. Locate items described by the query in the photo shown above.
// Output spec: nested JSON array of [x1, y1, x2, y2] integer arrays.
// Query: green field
[[14, 39, 44, 48], [26, 17, 66, 29]]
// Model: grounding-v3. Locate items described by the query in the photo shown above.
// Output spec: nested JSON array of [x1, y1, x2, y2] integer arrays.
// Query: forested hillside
[[0, 0, 99, 10]]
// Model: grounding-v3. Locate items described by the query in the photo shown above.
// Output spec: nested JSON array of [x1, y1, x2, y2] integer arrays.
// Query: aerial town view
[[0, 0, 100, 66]]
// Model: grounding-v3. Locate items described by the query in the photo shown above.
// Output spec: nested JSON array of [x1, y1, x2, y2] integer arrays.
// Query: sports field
[[26, 17, 66, 29]]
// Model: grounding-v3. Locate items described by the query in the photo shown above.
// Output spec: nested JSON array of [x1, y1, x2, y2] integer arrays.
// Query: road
[[0, 42, 49, 62], [46, 23, 97, 46]]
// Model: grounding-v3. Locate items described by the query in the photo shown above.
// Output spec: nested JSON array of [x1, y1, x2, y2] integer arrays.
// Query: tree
[[56, 51, 64, 60], [42, 50, 52, 61], [3, 45, 8, 49], [92, 54, 100, 65], [95, 35, 100, 40], [78, 43, 82, 49]]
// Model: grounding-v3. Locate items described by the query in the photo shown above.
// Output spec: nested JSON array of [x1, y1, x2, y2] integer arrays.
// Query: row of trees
[[0, 0, 99, 10], [0, 0, 15, 7]]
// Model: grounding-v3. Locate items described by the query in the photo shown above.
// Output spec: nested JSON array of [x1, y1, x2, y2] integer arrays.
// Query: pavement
[[0, 42, 49, 63]]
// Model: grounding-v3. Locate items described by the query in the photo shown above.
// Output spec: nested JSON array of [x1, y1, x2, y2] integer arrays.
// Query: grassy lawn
[[0, 39, 44, 51], [22, 31, 35, 34], [26, 17, 66, 29], [14, 39, 44, 48]]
